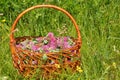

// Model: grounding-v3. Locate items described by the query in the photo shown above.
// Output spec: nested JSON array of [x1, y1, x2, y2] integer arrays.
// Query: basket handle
[[10, 5, 82, 45]]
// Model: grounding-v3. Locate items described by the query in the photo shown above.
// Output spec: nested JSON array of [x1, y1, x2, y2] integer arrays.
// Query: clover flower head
[[47, 32, 54, 39], [42, 45, 50, 52], [64, 37, 68, 42], [36, 37, 42, 42], [32, 45, 39, 51]]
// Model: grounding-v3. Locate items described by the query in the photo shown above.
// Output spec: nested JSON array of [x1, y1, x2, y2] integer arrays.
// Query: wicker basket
[[10, 5, 82, 77]]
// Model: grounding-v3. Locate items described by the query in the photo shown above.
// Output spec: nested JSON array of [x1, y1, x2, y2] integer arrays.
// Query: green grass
[[0, 0, 120, 80]]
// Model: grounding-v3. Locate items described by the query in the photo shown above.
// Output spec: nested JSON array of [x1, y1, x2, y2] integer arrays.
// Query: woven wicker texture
[[10, 5, 82, 77]]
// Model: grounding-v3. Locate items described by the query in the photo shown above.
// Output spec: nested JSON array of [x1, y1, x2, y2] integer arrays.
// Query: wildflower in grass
[[1, 19, 6, 23], [113, 45, 119, 53], [1, 76, 9, 80], [76, 66, 83, 73], [57, 24, 68, 35], [12, 28, 19, 33], [112, 62, 117, 69], [78, 78, 80, 80], [0, 13, 3, 16]]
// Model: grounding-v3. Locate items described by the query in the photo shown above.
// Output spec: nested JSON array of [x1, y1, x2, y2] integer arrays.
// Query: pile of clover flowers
[[16, 32, 75, 53]]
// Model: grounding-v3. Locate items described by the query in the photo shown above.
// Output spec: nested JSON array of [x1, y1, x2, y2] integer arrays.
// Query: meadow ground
[[0, 0, 120, 80]]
